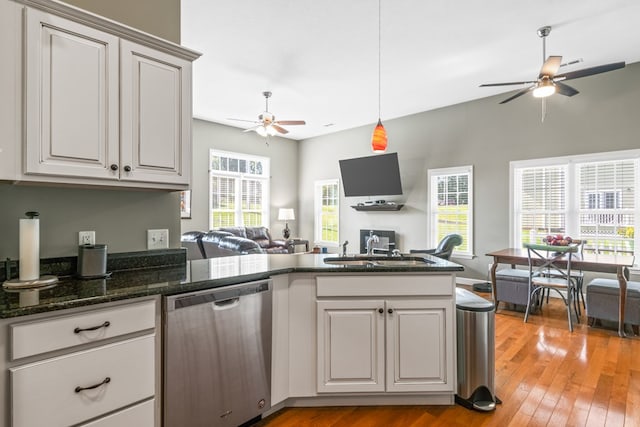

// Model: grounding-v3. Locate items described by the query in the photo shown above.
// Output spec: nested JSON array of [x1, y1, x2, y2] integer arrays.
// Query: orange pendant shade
[[371, 119, 387, 153]]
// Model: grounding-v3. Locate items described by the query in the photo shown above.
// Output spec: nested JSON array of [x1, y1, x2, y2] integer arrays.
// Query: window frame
[[510, 149, 640, 263], [427, 165, 474, 259], [314, 179, 340, 247], [209, 149, 270, 229]]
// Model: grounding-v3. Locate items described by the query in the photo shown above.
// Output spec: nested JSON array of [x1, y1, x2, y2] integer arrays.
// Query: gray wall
[[298, 62, 640, 279], [0, 0, 182, 260], [182, 119, 299, 238], [62, 0, 181, 44]]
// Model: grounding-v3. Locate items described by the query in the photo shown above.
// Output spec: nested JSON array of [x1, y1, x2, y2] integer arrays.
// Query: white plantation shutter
[[242, 178, 264, 226], [511, 150, 639, 261], [514, 165, 567, 246], [209, 150, 270, 229], [577, 160, 636, 255], [315, 180, 339, 245], [211, 176, 236, 227], [428, 166, 473, 257]]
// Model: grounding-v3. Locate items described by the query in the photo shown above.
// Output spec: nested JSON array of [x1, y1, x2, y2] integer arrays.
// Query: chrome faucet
[[366, 231, 379, 256], [342, 240, 349, 257]]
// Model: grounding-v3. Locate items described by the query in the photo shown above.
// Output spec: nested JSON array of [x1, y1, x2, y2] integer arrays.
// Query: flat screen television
[[339, 152, 403, 197]]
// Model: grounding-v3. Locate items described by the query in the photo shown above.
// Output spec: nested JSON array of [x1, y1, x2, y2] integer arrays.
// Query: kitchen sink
[[323, 256, 434, 267]]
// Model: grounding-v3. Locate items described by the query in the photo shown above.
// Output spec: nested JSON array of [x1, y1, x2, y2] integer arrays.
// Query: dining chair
[[546, 239, 587, 313], [524, 243, 580, 332]]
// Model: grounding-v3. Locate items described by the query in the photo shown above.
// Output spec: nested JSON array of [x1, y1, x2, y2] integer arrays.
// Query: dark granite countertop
[[0, 253, 463, 319]]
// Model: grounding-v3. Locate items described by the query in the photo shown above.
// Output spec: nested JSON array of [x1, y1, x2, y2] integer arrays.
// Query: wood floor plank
[[255, 288, 640, 427]]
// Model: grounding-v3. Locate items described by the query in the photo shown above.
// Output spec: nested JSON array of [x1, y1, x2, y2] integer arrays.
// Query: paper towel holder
[[2, 211, 58, 291]]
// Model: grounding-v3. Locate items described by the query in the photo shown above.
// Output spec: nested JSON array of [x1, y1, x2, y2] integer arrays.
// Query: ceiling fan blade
[[271, 124, 289, 134], [555, 82, 579, 97], [554, 62, 625, 81], [499, 86, 535, 104], [227, 118, 260, 124], [480, 81, 536, 87], [539, 56, 562, 78], [271, 123, 289, 134], [275, 120, 306, 126], [243, 125, 261, 133]]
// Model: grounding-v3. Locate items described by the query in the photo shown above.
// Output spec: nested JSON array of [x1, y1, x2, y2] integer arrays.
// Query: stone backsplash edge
[[2, 248, 187, 281]]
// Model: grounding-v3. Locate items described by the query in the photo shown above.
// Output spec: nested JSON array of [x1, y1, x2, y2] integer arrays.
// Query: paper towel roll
[[19, 218, 40, 281]]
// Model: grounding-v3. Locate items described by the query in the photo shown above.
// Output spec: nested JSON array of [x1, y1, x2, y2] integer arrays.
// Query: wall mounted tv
[[339, 152, 403, 197]]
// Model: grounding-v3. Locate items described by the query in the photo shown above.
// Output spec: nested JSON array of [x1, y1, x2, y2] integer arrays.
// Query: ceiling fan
[[228, 91, 306, 138], [480, 26, 625, 116]]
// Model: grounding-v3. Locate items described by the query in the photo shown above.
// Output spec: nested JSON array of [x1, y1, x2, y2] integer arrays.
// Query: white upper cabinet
[[16, 1, 200, 190], [25, 8, 120, 181], [120, 40, 191, 185]]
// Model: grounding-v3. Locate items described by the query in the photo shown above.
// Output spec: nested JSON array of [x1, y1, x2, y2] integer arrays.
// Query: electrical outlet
[[78, 231, 95, 245], [147, 229, 169, 250]]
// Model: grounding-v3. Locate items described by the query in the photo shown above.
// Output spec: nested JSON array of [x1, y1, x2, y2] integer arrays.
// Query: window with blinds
[[577, 160, 635, 255], [514, 165, 567, 246], [209, 150, 270, 229], [314, 179, 340, 246], [511, 150, 639, 258], [428, 166, 473, 257]]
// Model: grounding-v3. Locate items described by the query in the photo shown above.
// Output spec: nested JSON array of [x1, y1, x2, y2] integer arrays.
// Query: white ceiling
[[181, 0, 640, 141]]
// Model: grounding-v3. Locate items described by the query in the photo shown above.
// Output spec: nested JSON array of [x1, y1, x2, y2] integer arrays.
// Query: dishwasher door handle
[[212, 297, 240, 310]]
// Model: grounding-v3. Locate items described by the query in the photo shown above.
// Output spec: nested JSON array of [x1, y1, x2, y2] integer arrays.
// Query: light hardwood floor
[[256, 288, 640, 427]]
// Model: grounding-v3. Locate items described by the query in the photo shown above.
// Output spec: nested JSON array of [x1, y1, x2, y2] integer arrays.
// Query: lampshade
[[278, 208, 295, 221], [371, 119, 387, 153]]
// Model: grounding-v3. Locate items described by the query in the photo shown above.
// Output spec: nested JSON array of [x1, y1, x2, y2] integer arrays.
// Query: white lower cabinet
[[317, 299, 385, 393], [11, 334, 155, 427], [315, 274, 455, 395], [1, 297, 159, 427], [317, 298, 453, 393], [80, 399, 155, 427]]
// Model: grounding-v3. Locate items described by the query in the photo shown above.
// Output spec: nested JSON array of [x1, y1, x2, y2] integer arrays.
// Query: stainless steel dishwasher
[[164, 279, 272, 427]]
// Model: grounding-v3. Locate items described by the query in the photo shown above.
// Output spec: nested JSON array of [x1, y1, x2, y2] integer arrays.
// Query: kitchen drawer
[[316, 275, 454, 297], [80, 399, 154, 427], [11, 299, 155, 360], [11, 334, 155, 427]]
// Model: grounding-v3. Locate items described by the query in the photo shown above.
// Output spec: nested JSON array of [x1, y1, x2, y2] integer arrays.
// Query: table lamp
[[278, 208, 295, 239]]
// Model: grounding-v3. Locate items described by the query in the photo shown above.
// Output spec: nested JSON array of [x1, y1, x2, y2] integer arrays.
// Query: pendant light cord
[[378, 0, 382, 119]]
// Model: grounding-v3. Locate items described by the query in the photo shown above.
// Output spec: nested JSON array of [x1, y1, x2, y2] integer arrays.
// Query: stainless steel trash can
[[455, 287, 500, 411]]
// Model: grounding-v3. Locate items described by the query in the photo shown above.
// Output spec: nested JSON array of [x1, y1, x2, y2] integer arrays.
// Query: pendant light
[[371, 0, 387, 153]]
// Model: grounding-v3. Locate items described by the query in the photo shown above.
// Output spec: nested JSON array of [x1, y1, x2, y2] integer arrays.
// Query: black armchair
[[409, 234, 463, 260]]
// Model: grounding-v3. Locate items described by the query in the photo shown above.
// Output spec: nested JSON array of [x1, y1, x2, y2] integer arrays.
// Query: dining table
[[486, 248, 635, 337]]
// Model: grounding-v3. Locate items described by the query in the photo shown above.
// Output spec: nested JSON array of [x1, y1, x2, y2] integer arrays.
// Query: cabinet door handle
[[110, 164, 118, 171], [75, 377, 110, 393], [124, 165, 132, 172], [74, 321, 110, 334], [388, 308, 394, 314], [378, 308, 384, 314]]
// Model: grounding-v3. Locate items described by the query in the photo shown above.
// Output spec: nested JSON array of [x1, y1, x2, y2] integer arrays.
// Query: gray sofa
[[182, 227, 290, 259]]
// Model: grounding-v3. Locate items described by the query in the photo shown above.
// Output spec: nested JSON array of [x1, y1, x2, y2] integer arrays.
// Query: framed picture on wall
[[180, 190, 191, 219]]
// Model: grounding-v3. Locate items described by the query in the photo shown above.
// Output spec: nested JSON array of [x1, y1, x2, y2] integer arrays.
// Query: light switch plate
[[147, 229, 169, 250]]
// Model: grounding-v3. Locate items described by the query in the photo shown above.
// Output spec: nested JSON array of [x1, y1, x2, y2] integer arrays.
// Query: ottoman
[[495, 268, 531, 310], [586, 278, 640, 327]]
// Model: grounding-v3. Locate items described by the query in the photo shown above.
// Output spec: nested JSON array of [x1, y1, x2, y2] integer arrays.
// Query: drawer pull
[[75, 376, 111, 393], [74, 321, 111, 334]]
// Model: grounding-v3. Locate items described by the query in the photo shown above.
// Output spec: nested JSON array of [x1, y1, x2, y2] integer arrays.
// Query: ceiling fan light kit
[[229, 91, 306, 141], [371, 0, 388, 153], [479, 25, 625, 110], [532, 78, 556, 98]]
